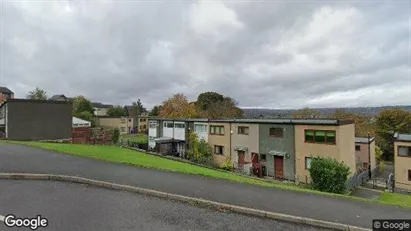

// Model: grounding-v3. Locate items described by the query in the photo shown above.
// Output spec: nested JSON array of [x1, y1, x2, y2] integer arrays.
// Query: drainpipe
[[368, 132, 372, 179], [229, 122, 232, 161]]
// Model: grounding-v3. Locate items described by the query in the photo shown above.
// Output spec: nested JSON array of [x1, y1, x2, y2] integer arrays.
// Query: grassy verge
[[379, 192, 411, 208], [119, 133, 148, 143], [5, 141, 411, 209]]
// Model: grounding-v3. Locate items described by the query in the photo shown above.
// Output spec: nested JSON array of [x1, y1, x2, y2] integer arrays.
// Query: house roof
[[394, 133, 411, 142], [72, 117, 91, 127], [148, 117, 354, 125], [49, 94, 67, 100], [0, 87, 13, 94], [91, 102, 112, 108], [355, 137, 375, 143]]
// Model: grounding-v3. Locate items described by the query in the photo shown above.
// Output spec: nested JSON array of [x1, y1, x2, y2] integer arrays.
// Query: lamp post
[[368, 132, 372, 179]]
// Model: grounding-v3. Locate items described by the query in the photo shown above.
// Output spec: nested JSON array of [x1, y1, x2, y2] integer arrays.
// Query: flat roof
[[394, 133, 411, 142], [355, 137, 375, 143], [148, 117, 354, 126], [0, 98, 72, 109]]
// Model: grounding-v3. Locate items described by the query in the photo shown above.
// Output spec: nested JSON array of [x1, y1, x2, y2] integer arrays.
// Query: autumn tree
[[292, 107, 323, 119], [159, 93, 197, 119], [331, 109, 375, 137], [26, 87, 48, 100], [375, 108, 411, 158], [107, 105, 127, 117]]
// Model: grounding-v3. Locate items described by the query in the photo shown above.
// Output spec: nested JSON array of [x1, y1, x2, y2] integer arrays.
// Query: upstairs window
[[398, 146, 411, 157], [149, 122, 157, 129], [269, 127, 283, 138], [164, 121, 174, 128], [238, 126, 249, 135], [175, 123, 185, 129], [210, 126, 224, 135], [305, 130, 336, 144]]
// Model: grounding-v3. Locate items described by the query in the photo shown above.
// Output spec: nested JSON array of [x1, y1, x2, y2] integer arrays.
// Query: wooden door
[[274, 156, 284, 179], [238, 151, 245, 169]]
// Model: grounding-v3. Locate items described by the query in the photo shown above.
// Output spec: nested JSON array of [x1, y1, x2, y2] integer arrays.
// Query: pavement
[[350, 187, 383, 200], [0, 142, 410, 229], [0, 180, 329, 231]]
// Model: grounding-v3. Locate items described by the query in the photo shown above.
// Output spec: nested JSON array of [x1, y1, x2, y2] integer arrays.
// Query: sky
[[0, 0, 410, 109]]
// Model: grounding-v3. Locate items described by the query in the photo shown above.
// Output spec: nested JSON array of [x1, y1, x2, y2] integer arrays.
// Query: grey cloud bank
[[1, 0, 410, 109]]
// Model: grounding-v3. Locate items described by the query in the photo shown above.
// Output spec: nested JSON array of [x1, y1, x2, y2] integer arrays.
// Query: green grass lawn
[[379, 192, 411, 208], [119, 133, 148, 143], [5, 141, 411, 209]]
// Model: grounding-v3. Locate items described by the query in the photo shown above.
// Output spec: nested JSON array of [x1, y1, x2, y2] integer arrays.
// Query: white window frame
[[149, 121, 157, 129], [163, 121, 174, 128], [174, 122, 185, 129], [194, 123, 207, 133]]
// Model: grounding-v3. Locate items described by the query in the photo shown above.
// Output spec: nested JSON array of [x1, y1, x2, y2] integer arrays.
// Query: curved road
[[0, 142, 410, 229], [0, 180, 329, 231]]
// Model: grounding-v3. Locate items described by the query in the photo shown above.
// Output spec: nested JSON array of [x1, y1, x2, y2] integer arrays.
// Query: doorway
[[274, 156, 284, 179], [238, 151, 245, 169]]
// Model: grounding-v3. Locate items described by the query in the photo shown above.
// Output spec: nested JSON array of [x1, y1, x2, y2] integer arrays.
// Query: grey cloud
[[1, 0, 409, 110]]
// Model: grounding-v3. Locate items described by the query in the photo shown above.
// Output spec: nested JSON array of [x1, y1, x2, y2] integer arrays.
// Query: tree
[[107, 105, 127, 117], [26, 87, 48, 100], [292, 107, 323, 118], [130, 99, 147, 116], [73, 111, 94, 124], [375, 108, 411, 157], [72, 96, 94, 115], [196, 92, 243, 118], [197, 92, 225, 111], [149, 105, 161, 116], [112, 128, 120, 144], [159, 93, 198, 119], [309, 157, 351, 194], [331, 109, 375, 137]]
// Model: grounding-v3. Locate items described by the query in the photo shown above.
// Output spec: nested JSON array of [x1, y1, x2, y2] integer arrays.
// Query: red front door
[[274, 156, 284, 179], [238, 151, 245, 169]]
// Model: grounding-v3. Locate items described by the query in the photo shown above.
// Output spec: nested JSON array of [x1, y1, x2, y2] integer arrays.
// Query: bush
[[220, 157, 233, 171], [112, 128, 120, 144], [309, 157, 350, 194]]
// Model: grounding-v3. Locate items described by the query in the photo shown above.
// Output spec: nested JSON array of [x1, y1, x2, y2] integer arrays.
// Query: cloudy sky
[[0, 0, 410, 109]]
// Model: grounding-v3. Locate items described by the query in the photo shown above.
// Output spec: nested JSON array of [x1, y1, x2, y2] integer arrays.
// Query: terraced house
[[147, 118, 357, 183], [393, 133, 411, 192]]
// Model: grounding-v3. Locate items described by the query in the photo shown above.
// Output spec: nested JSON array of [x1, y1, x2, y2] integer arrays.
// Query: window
[[305, 157, 312, 169], [164, 121, 174, 128], [269, 127, 283, 137], [143, 125, 146, 129], [398, 146, 411, 157], [149, 122, 156, 129], [238, 126, 249, 135], [128, 119, 131, 122], [175, 123, 185, 129], [408, 170, 411, 181], [214, 145, 224, 155], [120, 118, 126, 123], [355, 145, 361, 151], [210, 126, 224, 135], [304, 130, 336, 144], [260, 154, 267, 161], [140, 125, 143, 129], [194, 124, 207, 133]]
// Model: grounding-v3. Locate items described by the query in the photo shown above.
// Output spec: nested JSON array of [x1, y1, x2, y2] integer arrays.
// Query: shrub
[[112, 128, 120, 144], [309, 156, 350, 194], [220, 156, 233, 171]]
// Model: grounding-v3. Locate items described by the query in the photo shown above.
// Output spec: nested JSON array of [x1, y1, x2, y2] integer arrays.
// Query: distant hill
[[241, 105, 411, 118]]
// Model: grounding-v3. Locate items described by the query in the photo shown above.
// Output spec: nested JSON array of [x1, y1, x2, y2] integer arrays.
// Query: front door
[[274, 156, 284, 179], [238, 151, 245, 169]]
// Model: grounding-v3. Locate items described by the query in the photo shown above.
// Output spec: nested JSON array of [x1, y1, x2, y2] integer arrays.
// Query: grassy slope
[[6, 141, 411, 209], [119, 134, 148, 143]]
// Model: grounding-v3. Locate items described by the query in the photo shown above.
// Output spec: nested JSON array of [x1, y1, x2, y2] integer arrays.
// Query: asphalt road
[[0, 180, 329, 231], [0, 142, 410, 229]]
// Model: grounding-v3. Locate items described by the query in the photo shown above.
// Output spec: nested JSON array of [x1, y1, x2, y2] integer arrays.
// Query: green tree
[[292, 107, 323, 118], [309, 157, 351, 194], [197, 92, 225, 111], [73, 111, 94, 124], [130, 99, 147, 116], [375, 108, 411, 157], [107, 105, 127, 117], [112, 128, 120, 144], [149, 105, 161, 116], [26, 87, 48, 100], [72, 96, 94, 114], [196, 92, 243, 118]]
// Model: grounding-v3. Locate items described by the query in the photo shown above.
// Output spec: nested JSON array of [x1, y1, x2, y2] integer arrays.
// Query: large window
[[398, 146, 411, 157], [305, 130, 336, 144], [238, 126, 249, 135], [149, 122, 157, 129], [194, 124, 207, 133], [175, 123, 185, 129], [163, 121, 174, 128], [305, 157, 312, 169], [214, 145, 224, 155], [269, 127, 283, 138], [210, 126, 225, 135]]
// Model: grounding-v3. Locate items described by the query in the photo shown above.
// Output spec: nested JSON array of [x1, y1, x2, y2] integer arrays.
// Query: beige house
[[295, 120, 356, 184], [355, 137, 376, 173], [394, 133, 411, 192], [97, 117, 136, 134], [137, 114, 149, 133], [231, 122, 259, 168], [207, 121, 232, 165]]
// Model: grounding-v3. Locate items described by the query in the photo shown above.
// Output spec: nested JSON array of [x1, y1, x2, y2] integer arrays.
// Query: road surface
[[0, 180, 329, 231], [0, 142, 410, 229]]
